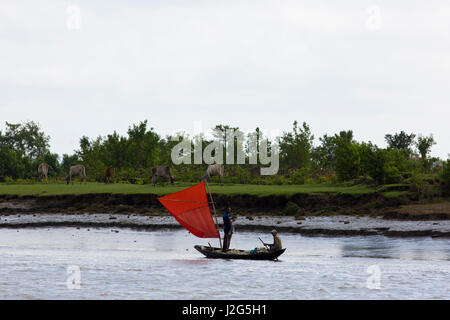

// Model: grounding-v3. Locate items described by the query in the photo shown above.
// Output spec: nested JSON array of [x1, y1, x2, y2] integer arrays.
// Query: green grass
[[376, 184, 409, 192], [0, 182, 377, 197], [381, 191, 411, 198]]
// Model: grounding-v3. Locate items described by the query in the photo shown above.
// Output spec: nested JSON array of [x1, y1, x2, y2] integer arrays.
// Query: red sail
[[158, 182, 219, 238]]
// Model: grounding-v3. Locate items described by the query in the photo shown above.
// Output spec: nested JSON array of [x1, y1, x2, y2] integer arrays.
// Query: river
[[0, 227, 449, 299]]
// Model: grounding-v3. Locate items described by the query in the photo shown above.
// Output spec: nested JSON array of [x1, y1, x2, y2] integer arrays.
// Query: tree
[[212, 124, 240, 164], [440, 160, 450, 196], [0, 143, 26, 181], [358, 142, 380, 180], [312, 130, 353, 171], [279, 121, 314, 170], [76, 135, 105, 181], [311, 134, 336, 170], [61, 154, 80, 174], [101, 131, 129, 169], [359, 142, 407, 184], [0, 122, 54, 180], [385, 131, 416, 158], [416, 134, 436, 161], [246, 127, 263, 165], [334, 131, 360, 181], [126, 120, 160, 170], [2, 121, 50, 160]]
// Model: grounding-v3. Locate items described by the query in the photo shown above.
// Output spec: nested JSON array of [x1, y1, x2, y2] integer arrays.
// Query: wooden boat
[[158, 182, 286, 260], [194, 245, 286, 260]]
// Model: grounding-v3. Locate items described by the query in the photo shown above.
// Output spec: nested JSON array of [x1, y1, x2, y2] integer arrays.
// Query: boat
[[158, 182, 286, 260], [194, 245, 286, 261]]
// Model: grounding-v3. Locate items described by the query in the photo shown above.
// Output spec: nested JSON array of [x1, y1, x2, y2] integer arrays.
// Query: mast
[[205, 180, 222, 249]]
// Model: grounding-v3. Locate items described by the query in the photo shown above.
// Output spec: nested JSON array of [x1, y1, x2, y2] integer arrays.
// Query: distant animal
[[38, 163, 51, 182], [104, 166, 115, 183], [65, 164, 87, 184], [151, 166, 174, 186], [201, 164, 224, 183]]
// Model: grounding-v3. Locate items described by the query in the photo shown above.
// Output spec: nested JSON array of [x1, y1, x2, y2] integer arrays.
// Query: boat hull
[[194, 245, 286, 261]]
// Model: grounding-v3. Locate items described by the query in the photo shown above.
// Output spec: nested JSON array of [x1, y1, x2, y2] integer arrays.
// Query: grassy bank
[[0, 182, 377, 197], [1, 182, 449, 219]]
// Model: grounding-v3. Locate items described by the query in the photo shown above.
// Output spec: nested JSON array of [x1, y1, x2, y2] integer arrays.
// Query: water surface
[[0, 228, 448, 299]]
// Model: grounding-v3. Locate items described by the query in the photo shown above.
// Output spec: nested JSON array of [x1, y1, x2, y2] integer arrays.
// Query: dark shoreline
[[1, 213, 449, 238], [1, 222, 448, 238]]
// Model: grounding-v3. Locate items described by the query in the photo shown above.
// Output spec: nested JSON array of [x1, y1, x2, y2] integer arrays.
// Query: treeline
[[0, 120, 449, 195]]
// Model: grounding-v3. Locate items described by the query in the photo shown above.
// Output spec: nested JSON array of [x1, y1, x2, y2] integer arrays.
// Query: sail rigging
[[158, 182, 220, 238]]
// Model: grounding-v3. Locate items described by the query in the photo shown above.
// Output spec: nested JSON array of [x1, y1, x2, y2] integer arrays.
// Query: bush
[[290, 168, 309, 184], [384, 166, 402, 184], [440, 160, 450, 196], [313, 172, 338, 184], [117, 167, 138, 183], [268, 175, 286, 185], [283, 201, 300, 216], [4, 176, 14, 183], [406, 170, 439, 200], [173, 166, 204, 183], [358, 144, 408, 184], [231, 166, 251, 184], [248, 177, 267, 185], [15, 178, 35, 184], [351, 175, 376, 186], [335, 141, 360, 181]]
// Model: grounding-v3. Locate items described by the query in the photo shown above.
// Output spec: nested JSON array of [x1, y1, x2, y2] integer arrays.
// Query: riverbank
[[0, 213, 449, 238], [0, 191, 449, 220], [0, 183, 449, 220]]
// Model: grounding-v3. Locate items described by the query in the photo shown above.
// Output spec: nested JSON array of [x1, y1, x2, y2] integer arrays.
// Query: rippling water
[[0, 227, 449, 299]]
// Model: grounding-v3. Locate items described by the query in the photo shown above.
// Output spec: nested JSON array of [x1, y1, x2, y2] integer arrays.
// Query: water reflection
[[172, 259, 213, 266], [340, 236, 399, 259], [339, 236, 450, 261]]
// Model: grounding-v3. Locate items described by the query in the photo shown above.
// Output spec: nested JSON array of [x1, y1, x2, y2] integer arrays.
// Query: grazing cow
[[104, 166, 115, 184], [65, 164, 87, 184], [201, 164, 224, 183], [38, 163, 51, 182], [151, 166, 174, 186]]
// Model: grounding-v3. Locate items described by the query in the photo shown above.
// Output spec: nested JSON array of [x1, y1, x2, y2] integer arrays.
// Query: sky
[[1, 0, 449, 159]]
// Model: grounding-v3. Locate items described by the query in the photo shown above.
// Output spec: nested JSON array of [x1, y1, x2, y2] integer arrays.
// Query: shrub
[[4, 176, 14, 183], [232, 166, 251, 184], [384, 166, 402, 184], [313, 172, 338, 184], [290, 167, 309, 185], [268, 175, 285, 185], [249, 177, 267, 185], [117, 167, 137, 183], [406, 170, 439, 200], [440, 160, 450, 196], [283, 201, 300, 216], [15, 178, 35, 184], [335, 141, 360, 181]]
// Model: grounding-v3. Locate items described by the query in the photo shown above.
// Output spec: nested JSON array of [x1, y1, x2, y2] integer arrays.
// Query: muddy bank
[[0, 192, 449, 220], [0, 214, 449, 238]]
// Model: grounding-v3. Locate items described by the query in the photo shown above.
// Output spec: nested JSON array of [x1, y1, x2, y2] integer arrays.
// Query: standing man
[[222, 207, 233, 252]]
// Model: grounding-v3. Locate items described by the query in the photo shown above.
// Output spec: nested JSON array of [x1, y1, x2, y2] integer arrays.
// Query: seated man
[[263, 229, 282, 251]]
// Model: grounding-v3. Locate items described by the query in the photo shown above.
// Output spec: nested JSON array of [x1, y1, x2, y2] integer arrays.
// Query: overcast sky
[[1, 0, 449, 159]]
